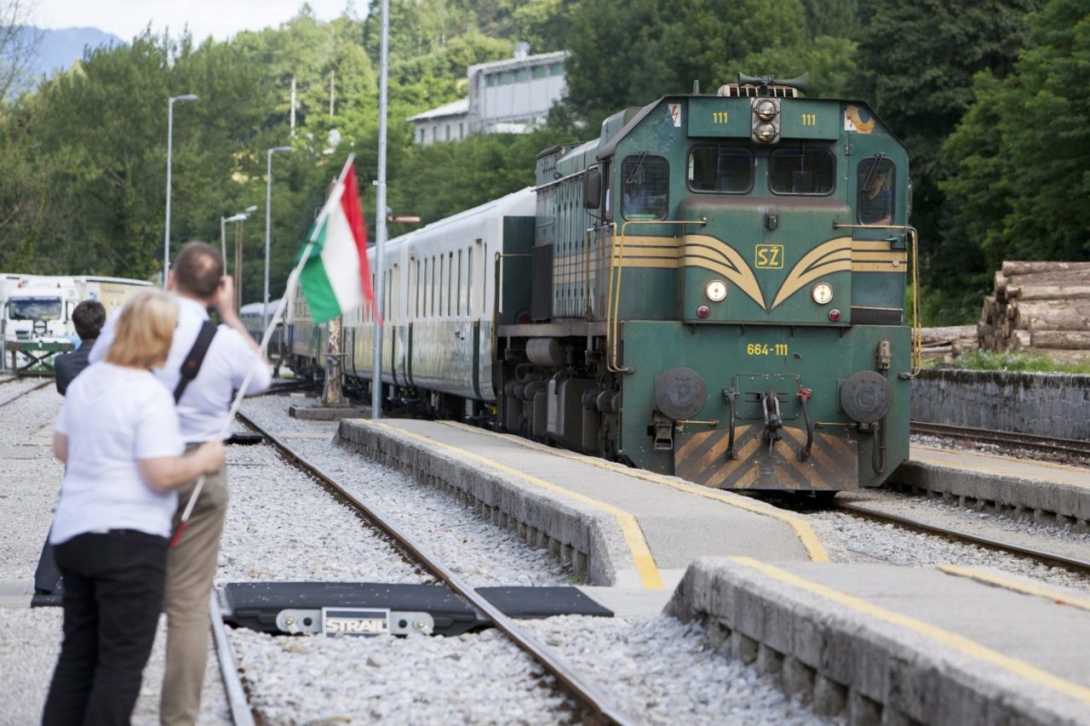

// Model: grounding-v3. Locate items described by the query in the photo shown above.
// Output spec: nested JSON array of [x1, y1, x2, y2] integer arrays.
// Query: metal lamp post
[[163, 94, 198, 287], [226, 205, 258, 310], [220, 212, 247, 261], [265, 146, 293, 318], [220, 204, 258, 263]]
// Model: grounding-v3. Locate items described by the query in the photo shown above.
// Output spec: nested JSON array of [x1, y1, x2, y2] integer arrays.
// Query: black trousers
[[42, 530, 169, 726]]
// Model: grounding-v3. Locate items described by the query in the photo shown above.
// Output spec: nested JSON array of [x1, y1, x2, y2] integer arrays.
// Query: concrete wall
[[911, 369, 1090, 439]]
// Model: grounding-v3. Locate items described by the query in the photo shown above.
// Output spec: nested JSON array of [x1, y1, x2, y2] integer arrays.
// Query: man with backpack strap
[[91, 241, 273, 725]]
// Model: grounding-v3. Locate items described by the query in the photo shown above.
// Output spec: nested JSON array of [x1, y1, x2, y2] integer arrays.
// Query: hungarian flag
[[298, 162, 375, 324]]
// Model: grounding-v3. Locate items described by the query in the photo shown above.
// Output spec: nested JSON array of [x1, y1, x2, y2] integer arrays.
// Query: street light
[[163, 94, 199, 287], [220, 213, 246, 260], [265, 146, 292, 317], [221, 205, 258, 310]]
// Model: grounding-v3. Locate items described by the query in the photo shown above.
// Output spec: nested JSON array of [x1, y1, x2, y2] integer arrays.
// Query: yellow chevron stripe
[[680, 235, 766, 309], [771, 237, 853, 309]]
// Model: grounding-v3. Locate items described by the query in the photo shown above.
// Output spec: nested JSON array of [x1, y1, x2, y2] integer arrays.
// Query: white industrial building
[[408, 47, 567, 146]]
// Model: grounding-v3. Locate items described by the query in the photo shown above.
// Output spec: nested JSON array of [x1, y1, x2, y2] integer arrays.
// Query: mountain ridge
[[21, 26, 124, 80]]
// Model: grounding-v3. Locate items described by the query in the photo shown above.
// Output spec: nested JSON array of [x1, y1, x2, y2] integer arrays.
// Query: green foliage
[[944, 0, 1090, 269], [388, 127, 572, 225], [850, 0, 1043, 299], [564, 0, 856, 126], [950, 349, 1090, 374], [918, 283, 989, 326], [0, 0, 1082, 318]]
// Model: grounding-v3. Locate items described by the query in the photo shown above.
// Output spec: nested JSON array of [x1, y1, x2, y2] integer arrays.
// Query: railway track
[[910, 420, 1090, 459], [834, 501, 1090, 576], [231, 409, 633, 726], [0, 378, 52, 406]]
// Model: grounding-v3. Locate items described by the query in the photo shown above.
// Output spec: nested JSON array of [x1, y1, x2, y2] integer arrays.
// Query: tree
[[564, 0, 849, 127], [0, 0, 38, 100], [943, 0, 1090, 272], [850, 0, 1043, 322]]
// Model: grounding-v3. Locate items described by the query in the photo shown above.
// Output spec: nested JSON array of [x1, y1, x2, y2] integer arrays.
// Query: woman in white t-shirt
[[42, 290, 224, 726]]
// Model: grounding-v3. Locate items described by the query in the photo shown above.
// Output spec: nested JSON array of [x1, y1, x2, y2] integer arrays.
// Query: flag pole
[[172, 157, 356, 547], [372, 0, 390, 420]]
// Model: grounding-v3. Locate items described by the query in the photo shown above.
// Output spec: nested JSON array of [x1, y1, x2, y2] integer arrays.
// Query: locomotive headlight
[[755, 99, 777, 121], [811, 282, 833, 305], [755, 123, 777, 143], [705, 280, 727, 302]]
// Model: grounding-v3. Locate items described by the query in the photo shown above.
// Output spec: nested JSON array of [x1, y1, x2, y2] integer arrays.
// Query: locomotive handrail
[[492, 251, 534, 371], [607, 219, 707, 373], [833, 223, 922, 378], [584, 227, 594, 322]]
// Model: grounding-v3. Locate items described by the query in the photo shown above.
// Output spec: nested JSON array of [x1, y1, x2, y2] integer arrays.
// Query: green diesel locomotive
[[291, 74, 920, 495], [494, 74, 919, 493]]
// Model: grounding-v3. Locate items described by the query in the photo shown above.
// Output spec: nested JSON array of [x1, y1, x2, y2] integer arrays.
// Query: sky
[[33, 0, 364, 43]]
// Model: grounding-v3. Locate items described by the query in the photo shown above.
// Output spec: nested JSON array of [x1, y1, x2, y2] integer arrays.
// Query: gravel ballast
[[1, 388, 833, 725]]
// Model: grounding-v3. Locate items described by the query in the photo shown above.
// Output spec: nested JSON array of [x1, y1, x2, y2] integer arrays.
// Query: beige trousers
[[160, 460, 228, 726]]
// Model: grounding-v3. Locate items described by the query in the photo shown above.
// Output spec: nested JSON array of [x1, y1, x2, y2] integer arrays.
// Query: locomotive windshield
[[688, 145, 753, 193], [621, 154, 669, 220], [6, 297, 62, 321], [857, 156, 896, 225], [769, 146, 836, 195]]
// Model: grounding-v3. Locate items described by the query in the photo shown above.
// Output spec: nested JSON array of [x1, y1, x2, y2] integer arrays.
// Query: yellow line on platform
[[732, 557, 1090, 707], [371, 421, 663, 590], [438, 422, 829, 563], [912, 445, 1090, 481], [938, 565, 1090, 613]]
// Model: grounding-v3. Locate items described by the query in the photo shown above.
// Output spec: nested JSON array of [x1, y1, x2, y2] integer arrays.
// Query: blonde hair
[[105, 290, 178, 369]]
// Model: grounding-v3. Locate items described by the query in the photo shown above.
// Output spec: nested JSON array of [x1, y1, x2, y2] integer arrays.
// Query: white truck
[[3, 275, 153, 373]]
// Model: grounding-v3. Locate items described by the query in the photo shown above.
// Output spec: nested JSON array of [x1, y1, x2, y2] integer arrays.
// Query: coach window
[[768, 145, 836, 195], [688, 145, 753, 193], [466, 247, 474, 317], [447, 251, 454, 317], [410, 259, 419, 319], [857, 156, 896, 225], [457, 249, 463, 316], [621, 154, 668, 220]]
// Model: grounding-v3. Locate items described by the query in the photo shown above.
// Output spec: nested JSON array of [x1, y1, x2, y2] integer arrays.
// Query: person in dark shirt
[[54, 300, 106, 395], [859, 175, 892, 225]]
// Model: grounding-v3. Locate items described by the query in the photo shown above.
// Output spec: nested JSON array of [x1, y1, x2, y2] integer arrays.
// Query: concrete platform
[[892, 444, 1090, 529], [337, 419, 833, 594], [666, 558, 1090, 725]]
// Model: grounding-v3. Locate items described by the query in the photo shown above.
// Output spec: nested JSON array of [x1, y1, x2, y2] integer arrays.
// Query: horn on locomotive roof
[[737, 72, 810, 95]]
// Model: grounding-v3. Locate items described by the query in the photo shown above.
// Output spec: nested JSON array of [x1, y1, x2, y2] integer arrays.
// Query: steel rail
[[208, 592, 256, 726], [236, 410, 634, 726], [0, 379, 52, 406], [836, 501, 1090, 575], [911, 420, 1090, 458]]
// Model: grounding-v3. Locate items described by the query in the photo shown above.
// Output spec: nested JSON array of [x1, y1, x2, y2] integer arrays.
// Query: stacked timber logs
[[978, 261, 1090, 363], [919, 326, 977, 363]]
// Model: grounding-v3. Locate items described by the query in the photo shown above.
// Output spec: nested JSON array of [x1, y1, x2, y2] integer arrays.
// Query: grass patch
[[948, 349, 1090, 374]]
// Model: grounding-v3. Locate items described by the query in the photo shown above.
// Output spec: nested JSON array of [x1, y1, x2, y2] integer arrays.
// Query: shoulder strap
[[174, 320, 218, 403]]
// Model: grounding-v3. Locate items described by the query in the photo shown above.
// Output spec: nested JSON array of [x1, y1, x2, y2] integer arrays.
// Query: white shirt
[[51, 363, 184, 543], [91, 296, 273, 443]]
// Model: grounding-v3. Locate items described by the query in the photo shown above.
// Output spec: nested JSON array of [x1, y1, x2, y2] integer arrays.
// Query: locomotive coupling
[[760, 390, 784, 451]]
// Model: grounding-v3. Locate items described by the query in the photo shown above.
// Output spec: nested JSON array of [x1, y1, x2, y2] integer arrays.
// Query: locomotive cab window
[[688, 145, 753, 193], [769, 146, 836, 195], [621, 154, 668, 220], [857, 156, 896, 225]]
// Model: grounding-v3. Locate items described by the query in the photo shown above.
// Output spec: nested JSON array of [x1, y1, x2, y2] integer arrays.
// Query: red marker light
[[828, 308, 841, 322], [696, 306, 710, 318]]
